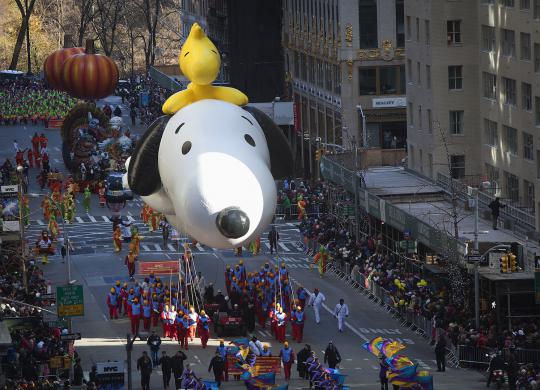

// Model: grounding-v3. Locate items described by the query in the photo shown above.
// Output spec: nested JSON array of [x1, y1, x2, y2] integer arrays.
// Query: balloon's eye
[[175, 123, 185, 134], [182, 141, 192, 155], [244, 134, 256, 147]]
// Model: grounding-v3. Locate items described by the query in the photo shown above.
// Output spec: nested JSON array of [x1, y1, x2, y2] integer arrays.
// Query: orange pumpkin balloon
[[61, 40, 119, 100], [44, 47, 85, 90]]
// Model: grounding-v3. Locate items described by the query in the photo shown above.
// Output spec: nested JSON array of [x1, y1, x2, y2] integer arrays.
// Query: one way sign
[[60, 333, 82, 341]]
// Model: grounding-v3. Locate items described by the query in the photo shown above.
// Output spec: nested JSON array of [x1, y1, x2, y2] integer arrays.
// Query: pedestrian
[[130, 106, 137, 126], [268, 225, 279, 254], [307, 288, 326, 324], [160, 217, 170, 247], [208, 350, 225, 387], [488, 197, 506, 230], [61, 244, 66, 263], [435, 334, 447, 372], [73, 358, 84, 386], [279, 341, 295, 381], [137, 351, 153, 390], [333, 298, 349, 332], [323, 341, 341, 369], [171, 350, 188, 390], [159, 351, 172, 389], [296, 344, 311, 379], [89, 365, 98, 385], [147, 330, 162, 367]]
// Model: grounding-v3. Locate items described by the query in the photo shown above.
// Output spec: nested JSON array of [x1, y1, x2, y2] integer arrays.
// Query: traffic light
[[500, 255, 508, 273], [315, 149, 322, 161], [509, 253, 517, 272]]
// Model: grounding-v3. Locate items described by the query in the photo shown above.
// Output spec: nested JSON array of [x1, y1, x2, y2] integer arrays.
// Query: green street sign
[[535, 270, 540, 304], [399, 240, 418, 254], [57, 285, 84, 317]]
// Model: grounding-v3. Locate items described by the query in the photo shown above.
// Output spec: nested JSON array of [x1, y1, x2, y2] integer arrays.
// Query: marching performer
[[107, 288, 119, 319], [35, 230, 53, 265], [130, 297, 141, 335], [297, 195, 306, 220], [48, 216, 59, 241], [113, 225, 122, 253], [125, 250, 137, 280], [82, 186, 91, 214], [198, 310, 210, 348], [98, 182, 106, 207], [307, 288, 326, 325], [333, 298, 349, 333], [142, 299, 152, 331], [291, 305, 305, 343]]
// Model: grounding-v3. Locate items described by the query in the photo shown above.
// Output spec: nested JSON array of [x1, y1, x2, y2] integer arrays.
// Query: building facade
[[405, 0, 540, 229], [282, 0, 408, 176]]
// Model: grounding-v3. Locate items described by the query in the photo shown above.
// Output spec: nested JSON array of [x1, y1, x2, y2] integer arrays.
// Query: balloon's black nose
[[216, 207, 250, 238]]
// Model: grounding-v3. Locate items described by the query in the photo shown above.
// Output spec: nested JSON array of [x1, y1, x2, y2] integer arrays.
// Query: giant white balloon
[[124, 99, 293, 249]]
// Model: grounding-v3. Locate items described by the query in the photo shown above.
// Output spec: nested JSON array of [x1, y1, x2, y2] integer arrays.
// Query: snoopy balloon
[[125, 100, 293, 248]]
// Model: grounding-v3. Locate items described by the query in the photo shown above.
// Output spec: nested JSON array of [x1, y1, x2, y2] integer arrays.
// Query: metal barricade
[[457, 345, 493, 366]]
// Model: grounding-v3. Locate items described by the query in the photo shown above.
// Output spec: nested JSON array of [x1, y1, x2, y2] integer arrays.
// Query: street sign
[[57, 285, 84, 317], [535, 269, 540, 304], [96, 361, 125, 389], [399, 240, 417, 254], [403, 229, 411, 239], [467, 254, 483, 263], [60, 333, 82, 341], [38, 293, 56, 300]]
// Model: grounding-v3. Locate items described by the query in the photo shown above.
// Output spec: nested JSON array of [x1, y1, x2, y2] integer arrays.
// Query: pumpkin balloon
[[43, 35, 84, 91], [61, 39, 119, 100]]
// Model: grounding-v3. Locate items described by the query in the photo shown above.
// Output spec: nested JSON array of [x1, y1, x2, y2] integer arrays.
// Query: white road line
[[54, 159, 60, 163], [168, 244, 176, 251], [154, 244, 162, 251], [76, 217, 84, 223], [278, 242, 289, 251], [264, 242, 271, 249], [37, 220, 45, 225], [88, 215, 97, 222], [127, 215, 135, 222], [195, 243, 205, 252], [102, 314, 109, 322], [54, 147, 60, 151], [142, 245, 151, 251], [102, 216, 110, 222]]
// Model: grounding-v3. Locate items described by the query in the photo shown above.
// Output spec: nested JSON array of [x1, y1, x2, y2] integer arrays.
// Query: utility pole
[[352, 136, 359, 241], [126, 333, 135, 390], [473, 188, 480, 330], [16, 166, 28, 293]]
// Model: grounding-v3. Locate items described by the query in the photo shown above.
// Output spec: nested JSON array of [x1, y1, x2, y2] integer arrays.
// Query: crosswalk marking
[[168, 244, 176, 252], [37, 220, 45, 225], [102, 216, 110, 222], [142, 245, 151, 251], [278, 242, 289, 252], [76, 217, 84, 223], [195, 243, 204, 252], [264, 242, 271, 249], [88, 216, 97, 222], [154, 244, 161, 251], [127, 215, 135, 223]]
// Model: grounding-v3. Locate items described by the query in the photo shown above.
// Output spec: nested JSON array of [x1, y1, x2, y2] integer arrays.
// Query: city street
[[1, 114, 490, 389]]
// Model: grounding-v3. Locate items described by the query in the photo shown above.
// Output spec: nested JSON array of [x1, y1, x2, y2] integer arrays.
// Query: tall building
[[406, 0, 540, 230], [282, 0, 408, 177], [180, 0, 283, 102]]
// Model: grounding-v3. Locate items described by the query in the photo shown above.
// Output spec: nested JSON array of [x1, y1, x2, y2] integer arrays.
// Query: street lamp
[[356, 105, 367, 148], [16, 165, 27, 293]]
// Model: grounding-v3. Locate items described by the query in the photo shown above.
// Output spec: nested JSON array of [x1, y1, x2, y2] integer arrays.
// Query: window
[[505, 171, 519, 203], [447, 20, 461, 44], [483, 0, 495, 3], [504, 125, 518, 154], [481, 25, 495, 52], [409, 102, 414, 125], [428, 153, 433, 178], [521, 0, 531, 9], [537, 151, 540, 178], [406, 15, 411, 39], [415, 17, 420, 41], [417, 62, 421, 85], [485, 164, 500, 192], [449, 110, 464, 135], [535, 0, 540, 18], [425, 20, 430, 45], [409, 145, 415, 168], [535, 44, 540, 72], [482, 72, 497, 99], [308, 56, 315, 83], [502, 77, 517, 106], [395, 0, 405, 47], [427, 109, 432, 133], [359, 0, 378, 48], [448, 66, 463, 90], [450, 155, 465, 179], [407, 59, 412, 83], [359, 66, 406, 95], [419, 149, 423, 173], [484, 118, 498, 147], [333, 64, 341, 94], [524, 132, 534, 160], [426, 65, 431, 89], [300, 53, 307, 80], [418, 105, 422, 129], [522, 82, 532, 111], [520, 32, 531, 60], [502, 0, 515, 6], [524, 180, 535, 210], [501, 29, 516, 57], [536, 96, 540, 125]]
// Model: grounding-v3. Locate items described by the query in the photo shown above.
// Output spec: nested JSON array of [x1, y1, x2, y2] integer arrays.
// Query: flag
[[362, 336, 384, 357], [380, 340, 406, 358]]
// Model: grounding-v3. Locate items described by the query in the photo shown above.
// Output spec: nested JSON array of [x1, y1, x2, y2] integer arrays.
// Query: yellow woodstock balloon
[[162, 23, 249, 115]]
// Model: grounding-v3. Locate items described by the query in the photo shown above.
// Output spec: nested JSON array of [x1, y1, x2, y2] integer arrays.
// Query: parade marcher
[[435, 334, 447, 372], [136, 351, 152, 390], [98, 182, 106, 207], [131, 297, 142, 335], [113, 225, 122, 253], [324, 341, 341, 369], [333, 298, 349, 332], [198, 310, 210, 348], [297, 285, 307, 308], [279, 341, 295, 381], [171, 350, 188, 390], [307, 288, 326, 324], [159, 351, 172, 389], [292, 305, 305, 342], [275, 306, 287, 342], [177, 313, 189, 349], [249, 336, 264, 356], [106, 288, 119, 319], [297, 344, 311, 379], [208, 350, 225, 387], [147, 330, 162, 367], [268, 225, 280, 254], [82, 186, 91, 213], [35, 230, 53, 265], [142, 299, 152, 331], [187, 306, 198, 341], [125, 250, 137, 280]]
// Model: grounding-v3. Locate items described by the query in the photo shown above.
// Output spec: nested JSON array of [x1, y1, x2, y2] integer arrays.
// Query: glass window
[[524, 132, 534, 160], [380, 66, 398, 94], [426, 65, 431, 89], [416, 62, 421, 85], [484, 118, 498, 146], [395, 0, 405, 47], [502, 77, 517, 106], [502, 0, 515, 6], [450, 155, 465, 179], [359, 68, 377, 95], [333, 64, 341, 94], [501, 29, 516, 57], [427, 109, 432, 133], [406, 15, 411, 39], [294, 52, 300, 78], [300, 53, 307, 80], [416, 17, 420, 42], [359, 0, 378, 49], [317, 59, 324, 88], [536, 96, 540, 125], [400, 65, 406, 93], [485, 164, 500, 194], [522, 82, 532, 111], [481, 25, 495, 52], [408, 102, 414, 125], [520, 32, 531, 60], [504, 125, 518, 154], [447, 20, 461, 44], [535, 0, 540, 18], [505, 171, 519, 203], [520, 0, 530, 8], [326, 109, 334, 144], [407, 59, 412, 83], [448, 66, 463, 90], [308, 56, 315, 83], [483, 72, 497, 99], [425, 20, 430, 45], [535, 44, 540, 72], [418, 105, 422, 129], [524, 180, 535, 210], [449, 110, 464, 135]]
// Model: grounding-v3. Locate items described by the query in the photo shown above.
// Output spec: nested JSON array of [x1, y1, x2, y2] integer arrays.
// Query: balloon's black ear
[[128, 116, 170, 196], [242, 106, 294, 179]]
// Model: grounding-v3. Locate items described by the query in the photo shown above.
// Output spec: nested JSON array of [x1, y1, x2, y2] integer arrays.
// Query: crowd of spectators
[[0, 79, 76, 126], [298, 187, 540, 354]]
